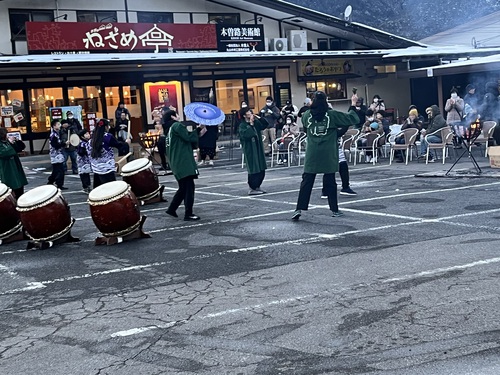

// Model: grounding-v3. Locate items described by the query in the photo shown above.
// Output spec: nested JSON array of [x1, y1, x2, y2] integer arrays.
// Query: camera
[[352, 87, 357, 94], [379, 99, 384, 103]]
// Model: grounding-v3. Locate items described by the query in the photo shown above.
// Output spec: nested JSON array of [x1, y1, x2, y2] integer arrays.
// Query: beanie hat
[[266, 96, 273, 101], [304, 98, 312, 105], [466, 84, 475, 91], [409, 109, 418, 117]]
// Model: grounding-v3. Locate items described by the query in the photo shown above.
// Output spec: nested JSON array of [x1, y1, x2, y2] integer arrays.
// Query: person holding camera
[[0, 128, 28, 199], [369, 94, 386, 112]]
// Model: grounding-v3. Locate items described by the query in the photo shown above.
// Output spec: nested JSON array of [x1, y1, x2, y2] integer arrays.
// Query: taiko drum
[[0, 183, 22, 240], [121, 158, 160, 201], [16, 185, 73, 242], [88, 181, 141, 238]]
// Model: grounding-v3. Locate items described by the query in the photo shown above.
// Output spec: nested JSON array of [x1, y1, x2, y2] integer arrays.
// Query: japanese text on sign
[[83, 23, 174, 53]]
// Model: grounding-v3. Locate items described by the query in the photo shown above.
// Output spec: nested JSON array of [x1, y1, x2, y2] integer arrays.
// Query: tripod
[[445, 135, 482, 175]]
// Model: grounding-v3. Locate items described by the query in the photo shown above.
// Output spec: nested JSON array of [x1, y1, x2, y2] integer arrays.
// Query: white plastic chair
[[271, 135, 296, 167]]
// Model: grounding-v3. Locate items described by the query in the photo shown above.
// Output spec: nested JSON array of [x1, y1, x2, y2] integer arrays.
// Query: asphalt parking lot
[[1, 150, 500, 375]]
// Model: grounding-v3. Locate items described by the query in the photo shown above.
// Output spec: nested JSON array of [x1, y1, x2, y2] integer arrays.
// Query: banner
[[49, 105, 83, 124], [26, 22, 218, 54], [216, 24, 265, 52], [148, 84, 178, 112], [298, 59, 354, 77]]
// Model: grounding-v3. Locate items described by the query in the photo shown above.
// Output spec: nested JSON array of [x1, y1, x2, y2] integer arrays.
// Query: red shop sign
[[26, 22, 218, 54]]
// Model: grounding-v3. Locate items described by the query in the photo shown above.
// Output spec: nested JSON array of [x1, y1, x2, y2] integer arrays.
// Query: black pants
[[168, 175, 196, 217], [48, 163, 65, 188], [200, 147, 216, 160], [298, 172, 338, 212], [93, 172, 116, 189], [80, 173, 91, 189], [322, 162, 349, 194], [157, 136, 168, 169], [248, 170, 265, 190]]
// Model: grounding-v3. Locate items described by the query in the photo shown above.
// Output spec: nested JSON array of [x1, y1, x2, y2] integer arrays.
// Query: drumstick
[[127, 116, 131, 141]]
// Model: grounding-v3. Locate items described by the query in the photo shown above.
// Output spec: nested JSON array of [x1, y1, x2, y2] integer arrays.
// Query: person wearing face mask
[[259, 96, 281, 156], [66, 110, 83, 134], [277, 115, 299, 165], [369, 95, 385, 112], [445, 88, 465, 148]]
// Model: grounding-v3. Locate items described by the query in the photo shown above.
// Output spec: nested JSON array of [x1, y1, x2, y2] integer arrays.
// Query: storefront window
[[105, 86, 119, 123], [68, 86, 103, 128], [306, 79, 347, 100], [0, 90, 28, 135], [247, 77, 273, 111], [215, 79, 243, 113], [122, 86, 142, 126], [29, 88, 63, 133]]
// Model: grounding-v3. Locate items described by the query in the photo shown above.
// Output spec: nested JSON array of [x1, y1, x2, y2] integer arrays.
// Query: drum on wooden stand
[[16, 185, 78, 248], [88, 180, 150, 245], [0, 183, 23, 245], [121, 158, 165, 204]]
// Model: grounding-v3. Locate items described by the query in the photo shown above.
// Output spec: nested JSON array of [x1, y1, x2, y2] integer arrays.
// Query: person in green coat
[[239, 108, 267, 195], [292, 91, 359, 221], [0, 128, 28, 199], [165, 113, 201, 221]]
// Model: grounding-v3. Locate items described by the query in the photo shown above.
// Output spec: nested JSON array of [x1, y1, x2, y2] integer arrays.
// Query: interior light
[[137, 64, 142, 68], [56, 67, 61, 70], [124, 91, 128, 95], [7, 89, 11, 93]]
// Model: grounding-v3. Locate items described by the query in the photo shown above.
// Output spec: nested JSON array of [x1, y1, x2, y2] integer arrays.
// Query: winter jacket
[[479, 93, 500, 121], [167, 122, 199, 181], [197, 125, 218, 149], [348, 105, 367, 129], [426, 105, 447, 136], [239, 118, 267, 175], [301, 109, 359, 174], [445, 97, 464, 124], [259, 104, 281, 129], [0, 139, 28, 191]]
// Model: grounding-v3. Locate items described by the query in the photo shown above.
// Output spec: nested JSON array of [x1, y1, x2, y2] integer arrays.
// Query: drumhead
[[121, 158, 151, 174], [89, 180, 128, 202], [17, 185, 58, 208], [69, 134, 80, 147], [0, 182, 9, 198]]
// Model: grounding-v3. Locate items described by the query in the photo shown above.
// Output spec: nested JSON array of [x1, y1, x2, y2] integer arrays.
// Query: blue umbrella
[[184, 102, 226, 126]]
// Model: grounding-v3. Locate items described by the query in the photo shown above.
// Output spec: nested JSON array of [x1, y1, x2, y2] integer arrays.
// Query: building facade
[[0, 0, 421, 153]]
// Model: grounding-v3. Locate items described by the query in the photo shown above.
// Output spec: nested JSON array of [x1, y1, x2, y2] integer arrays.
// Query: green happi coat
[[0, 139, 28, 190], [239, 118, 267, 174], [302, 109, 359, 174], [167, 122, 199, 181]]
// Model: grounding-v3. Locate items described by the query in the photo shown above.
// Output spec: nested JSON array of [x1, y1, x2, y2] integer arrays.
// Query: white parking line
[[108, 253, 500, 338], [382, 256, 500, 283]]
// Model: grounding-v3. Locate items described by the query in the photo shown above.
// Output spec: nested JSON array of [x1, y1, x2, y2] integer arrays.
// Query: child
[[77, 129, 92, 193], [47, 119, 67, 190]]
